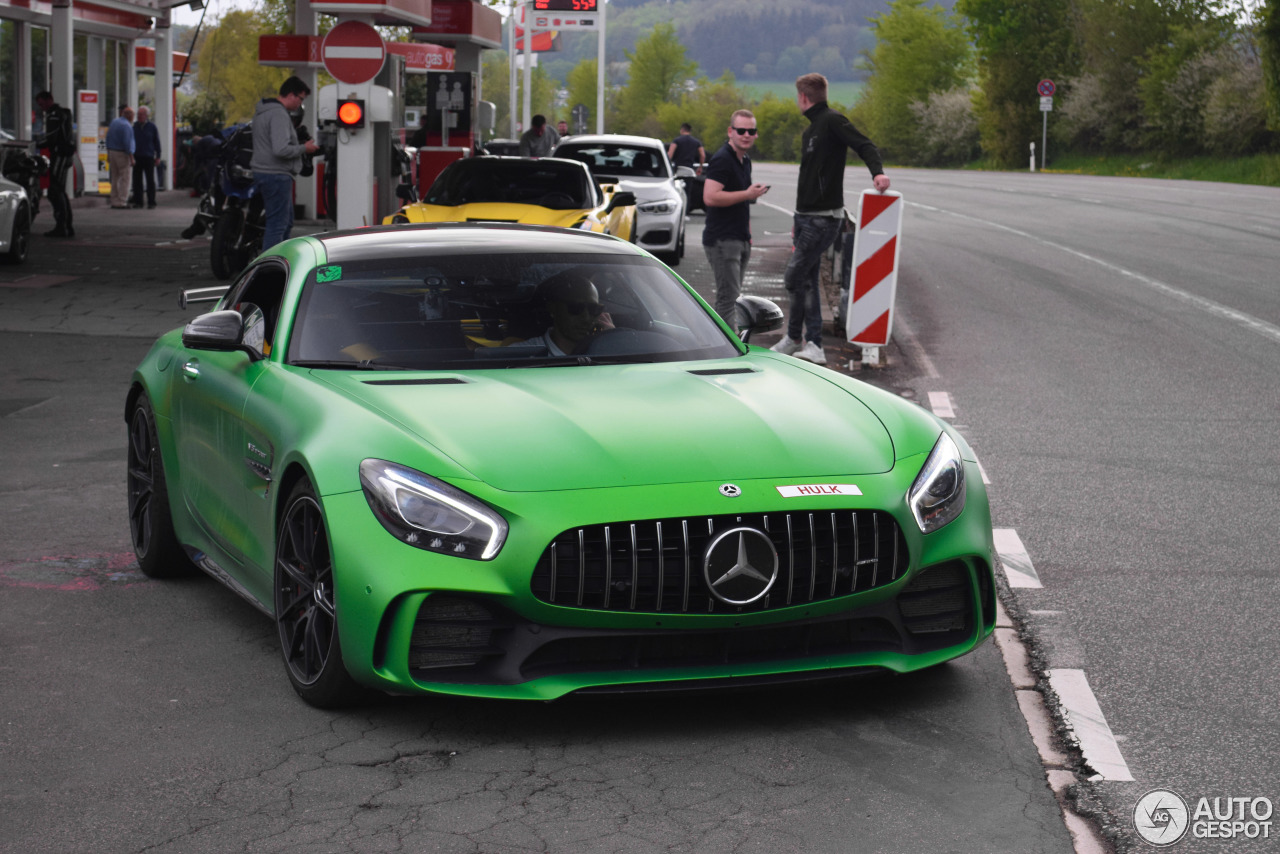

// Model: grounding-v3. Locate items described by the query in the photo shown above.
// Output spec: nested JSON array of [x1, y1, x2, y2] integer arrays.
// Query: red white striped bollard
[[845, 189, 903, 365]]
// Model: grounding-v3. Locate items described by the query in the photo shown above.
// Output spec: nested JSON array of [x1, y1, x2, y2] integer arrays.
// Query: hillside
[[535, 0, 930, 84]]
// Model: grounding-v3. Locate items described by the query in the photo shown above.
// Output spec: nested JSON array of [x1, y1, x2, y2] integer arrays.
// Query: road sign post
[[1037, 79, 1055, 170], [322, 21, 387, 230], [845, 189, 904, 365]]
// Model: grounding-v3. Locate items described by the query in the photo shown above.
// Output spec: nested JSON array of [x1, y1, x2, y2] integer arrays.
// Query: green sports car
[[127, 223, 996, 707]]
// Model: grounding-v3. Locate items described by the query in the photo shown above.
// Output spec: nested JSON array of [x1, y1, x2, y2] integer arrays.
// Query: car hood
[[320, 359, 895, 492], [617, 178, 679, 202], [408, 202, 589, 227]]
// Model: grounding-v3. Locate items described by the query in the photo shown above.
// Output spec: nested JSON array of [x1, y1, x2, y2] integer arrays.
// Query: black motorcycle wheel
[[210, 206, 246, 280], [3, 207, 30, 265]]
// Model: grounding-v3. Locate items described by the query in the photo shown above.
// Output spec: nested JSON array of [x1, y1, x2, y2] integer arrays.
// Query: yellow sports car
[[384, 156, 637, 241]]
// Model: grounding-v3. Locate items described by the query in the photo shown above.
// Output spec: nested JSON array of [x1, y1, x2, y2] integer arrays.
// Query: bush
[[1204, 47, 1273, 154], [908, 88, 981, 165]]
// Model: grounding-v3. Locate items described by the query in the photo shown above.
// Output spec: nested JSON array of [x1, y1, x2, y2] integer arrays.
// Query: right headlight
[[907, 433, 966, 533], [360, 459, 508, 560]]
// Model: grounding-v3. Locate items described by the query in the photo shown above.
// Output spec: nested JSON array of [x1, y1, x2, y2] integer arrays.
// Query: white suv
[[552, 134, 689, 266]]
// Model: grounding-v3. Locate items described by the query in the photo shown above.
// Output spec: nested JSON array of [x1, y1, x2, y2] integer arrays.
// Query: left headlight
[[907, 433, 966, 534], [360, 460, 508, 560], [638, 198, 680, 214]]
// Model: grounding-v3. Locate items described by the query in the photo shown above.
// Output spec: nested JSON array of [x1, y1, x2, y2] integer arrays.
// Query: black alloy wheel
[[126, 393, 193, 577], [274, 479, 363, 707], [4, 207, 30, 264]]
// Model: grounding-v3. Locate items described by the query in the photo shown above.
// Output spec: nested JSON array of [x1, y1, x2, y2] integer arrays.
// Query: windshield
[[555, 144, 670, 180], [425, 159, 593, 209], [286, 253, 741, 370]]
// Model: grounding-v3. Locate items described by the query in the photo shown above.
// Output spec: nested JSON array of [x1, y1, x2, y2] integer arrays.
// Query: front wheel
[[210, 206, 246, 280], [274, 479, 363, 708], [127, 392, 195, 577], [3, 207, 30, 265]]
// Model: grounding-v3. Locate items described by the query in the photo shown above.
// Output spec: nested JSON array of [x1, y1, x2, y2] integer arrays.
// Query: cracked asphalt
[[0, 189, 1073, 854]]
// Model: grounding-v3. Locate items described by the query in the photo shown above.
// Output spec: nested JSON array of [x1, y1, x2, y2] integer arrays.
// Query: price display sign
[[534, 0, 598, 10]]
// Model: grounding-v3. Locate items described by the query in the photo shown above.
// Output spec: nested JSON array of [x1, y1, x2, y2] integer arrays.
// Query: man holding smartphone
[[701, 109, 770, 326]]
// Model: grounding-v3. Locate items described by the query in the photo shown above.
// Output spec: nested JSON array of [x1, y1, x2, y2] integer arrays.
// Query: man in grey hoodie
[[252, 76, 319, 249]]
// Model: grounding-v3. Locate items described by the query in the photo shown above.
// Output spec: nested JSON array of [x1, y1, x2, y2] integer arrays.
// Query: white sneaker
[[770, 335, 800, 355], [795, 340, 827, 365]]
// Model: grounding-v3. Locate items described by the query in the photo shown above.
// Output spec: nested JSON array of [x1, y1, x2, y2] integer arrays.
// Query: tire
[[127, 392, 195, 578], [274, 479, 364, 708], [210, 206, 246, 280], [3, 207, 30, 265]]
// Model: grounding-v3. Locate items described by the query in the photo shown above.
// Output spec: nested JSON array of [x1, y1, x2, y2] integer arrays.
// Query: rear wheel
[[127, 392, 195, 577], [210, 207, 245, 280], [274, 479, 364, 707], [3, 207, 30, 264]]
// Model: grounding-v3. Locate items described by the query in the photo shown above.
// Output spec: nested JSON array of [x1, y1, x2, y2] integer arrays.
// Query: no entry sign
[[322, 20, 386, 85]]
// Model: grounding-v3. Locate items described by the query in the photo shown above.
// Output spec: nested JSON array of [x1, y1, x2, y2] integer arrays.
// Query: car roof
[[310, 223, 647, 265], [554, 134, 665, 150]]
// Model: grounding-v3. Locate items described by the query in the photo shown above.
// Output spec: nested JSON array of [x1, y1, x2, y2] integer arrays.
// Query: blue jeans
[[782, 214, 843, 345], [257, 172, 295, 250]]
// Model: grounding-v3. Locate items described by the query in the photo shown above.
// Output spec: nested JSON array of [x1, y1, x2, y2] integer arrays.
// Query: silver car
[[0, 150, 34, 264], [553, 134, 689, 266]]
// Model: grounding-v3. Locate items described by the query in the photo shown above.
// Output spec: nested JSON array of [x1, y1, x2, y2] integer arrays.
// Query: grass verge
[[962, 151, 1280, 187]]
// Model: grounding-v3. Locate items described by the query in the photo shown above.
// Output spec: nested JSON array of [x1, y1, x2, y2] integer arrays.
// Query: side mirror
[[734, 295, 784, 344], [605, 190, 637, 213], [395, 183, 417, 203], [181, 309, 265, 361], [674, 165, 696, 179]]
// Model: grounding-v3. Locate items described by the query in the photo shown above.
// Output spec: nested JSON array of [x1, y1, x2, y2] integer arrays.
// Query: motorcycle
[[1, 144, 49, 219]]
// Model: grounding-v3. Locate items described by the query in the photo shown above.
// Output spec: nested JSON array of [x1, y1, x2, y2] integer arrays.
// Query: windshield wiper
[[289, 360, 411, 371]]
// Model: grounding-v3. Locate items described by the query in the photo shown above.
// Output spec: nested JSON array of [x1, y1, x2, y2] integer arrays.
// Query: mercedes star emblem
[[719, 483, 742, 497], [703, 527, 779, 605]]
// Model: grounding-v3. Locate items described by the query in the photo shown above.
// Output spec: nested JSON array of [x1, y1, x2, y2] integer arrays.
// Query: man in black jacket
[[35, 91, 76, 238], [772, 73, 890, 365]]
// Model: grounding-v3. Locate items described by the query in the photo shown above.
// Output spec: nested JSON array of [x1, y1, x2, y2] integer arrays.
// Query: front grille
[[531, 511, 908, 614]]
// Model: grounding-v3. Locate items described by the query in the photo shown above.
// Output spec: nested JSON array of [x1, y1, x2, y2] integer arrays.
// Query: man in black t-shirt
[[667, 123, 705, 174], [701, 110, 770, 326]]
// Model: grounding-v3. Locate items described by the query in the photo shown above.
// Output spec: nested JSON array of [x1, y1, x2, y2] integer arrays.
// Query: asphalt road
[[2, 166, 1275, 853], [751, 165, 1279, 854]]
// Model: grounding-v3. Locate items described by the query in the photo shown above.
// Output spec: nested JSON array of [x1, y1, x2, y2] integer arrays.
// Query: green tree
[[1260, 0, 1280, 129], [956, 0, 1076, 166], [617, 22, 697, 132], [1139, 21, 1230, 155], [856, 0, 971, 163], [194, 10, 292, 123], [566, 57, 601, 131]]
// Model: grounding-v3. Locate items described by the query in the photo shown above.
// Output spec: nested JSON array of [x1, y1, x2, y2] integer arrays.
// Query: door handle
[[181, 360, 200, 380]]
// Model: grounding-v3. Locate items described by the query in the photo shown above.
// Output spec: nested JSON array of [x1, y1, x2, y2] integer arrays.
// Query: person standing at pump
[[518, 115, 559, 158], [701, 109, 769, 326], [252, 76, 319, 250], [130, 106, 162, 209], [34, 91, 76, 238], [106, 106, 135, 209], [772, 72, 890, 366]]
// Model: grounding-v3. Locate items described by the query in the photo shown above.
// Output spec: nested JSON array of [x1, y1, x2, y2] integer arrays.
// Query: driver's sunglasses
[[731, 127, 758, 136], [564, 301, 606, 317]]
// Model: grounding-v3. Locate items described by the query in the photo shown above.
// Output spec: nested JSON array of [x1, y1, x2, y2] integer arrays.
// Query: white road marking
[[757, 200, 796, 217], [1047, 669, 1135, 781], [909, 201, 1280, 346], [993, 528, 1042, 588], [888, 316, 940, 379], [975, 455, 991, 485], [928, 391, 955, 418]]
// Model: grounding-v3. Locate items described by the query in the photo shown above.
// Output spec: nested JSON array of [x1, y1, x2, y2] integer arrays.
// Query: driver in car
[[522, 272, 615, 356]]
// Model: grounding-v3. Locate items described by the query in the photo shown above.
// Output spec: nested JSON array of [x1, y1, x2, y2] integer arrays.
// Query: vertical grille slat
[[532, 510, 908, 614]]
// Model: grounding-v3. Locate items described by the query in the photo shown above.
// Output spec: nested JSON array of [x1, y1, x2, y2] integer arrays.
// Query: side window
[[227, 262, 288, 350]]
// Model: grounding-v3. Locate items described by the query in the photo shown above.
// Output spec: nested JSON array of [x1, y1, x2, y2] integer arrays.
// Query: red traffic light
[[337, 99, 365, 129]]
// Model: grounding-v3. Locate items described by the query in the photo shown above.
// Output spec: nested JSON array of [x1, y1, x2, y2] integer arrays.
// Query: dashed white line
[[1047, 669, 1134, 781], [927, 391, 955, 418], [993, 528, 1042, 588]]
